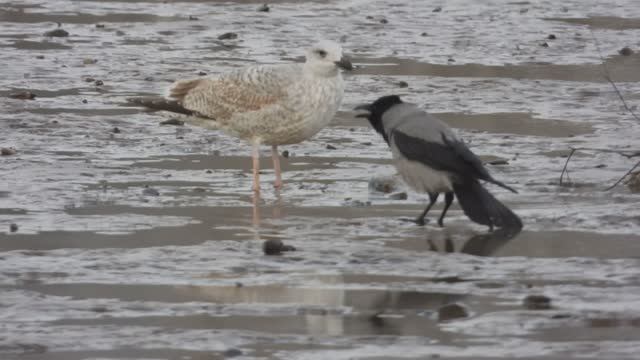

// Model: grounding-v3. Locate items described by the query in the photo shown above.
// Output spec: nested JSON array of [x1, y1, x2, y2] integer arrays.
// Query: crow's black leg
[[416, 192, 439, 226], [437, 192, 454, 227]]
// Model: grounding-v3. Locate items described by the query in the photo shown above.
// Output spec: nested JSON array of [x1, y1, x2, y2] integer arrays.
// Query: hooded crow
[[356, 95, 522, 231]]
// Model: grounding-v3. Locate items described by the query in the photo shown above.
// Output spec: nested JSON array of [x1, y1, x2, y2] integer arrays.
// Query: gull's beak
[[354, 103, 370, 118], [335, 56, 353, 71]]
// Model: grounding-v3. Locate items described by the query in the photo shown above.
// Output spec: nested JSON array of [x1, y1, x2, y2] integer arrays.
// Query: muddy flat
[[2, 0, 640, 359]]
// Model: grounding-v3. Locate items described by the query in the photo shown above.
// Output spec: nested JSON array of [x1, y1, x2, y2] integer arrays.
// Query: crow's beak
[[354, 103, 370, 118], [335, 56, 353, 71]]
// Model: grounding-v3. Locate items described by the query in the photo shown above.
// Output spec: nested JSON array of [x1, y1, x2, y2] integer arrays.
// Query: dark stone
[[112, 127, 120, 134], [263, 239, 284, 255], [437, 303, 469, 321], [36, 55, 45, 59], [223, 348, 242, 357], [197, 71, 207, 76], [115, 30, 125, 36], [595, 164, 606, 168], [144, 76, 154, 81], [540, 42, 549, 47], [619, 46, 634, 56], [281, 150, 290, 158], [397, 80, 409, 88], [218, 32, 238, 40], [206, 169, 213, 174], [8, 91, 36, 100], [421, 32, 428, 36], [82, 99, 88, 104], [547, 34, 556, 40], [257, 4, 270, 12], [142, 186, 160, 197], [94, 80, 104, 86], [488, 159, 509, 165], [44, 28, 69, 37], [9, 223, 18, 233], [159, 118, 184, 126], [1, 148, 17, 156], [326, 144, 337, 150], [389, 192, 407, 200], [84, 77, 95, 82], [95, 24, 105, 28], [523, 294, 552, 310], [433, 6, 442, 12], [188, 15, 199, 20], [379, 18, 388, 24]]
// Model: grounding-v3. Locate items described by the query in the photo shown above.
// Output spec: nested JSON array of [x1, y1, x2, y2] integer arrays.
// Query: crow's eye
[[316, 49, 327, 58]]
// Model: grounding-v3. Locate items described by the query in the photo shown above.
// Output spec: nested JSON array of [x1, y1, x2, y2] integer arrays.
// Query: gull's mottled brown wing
[[169, 65, 297, 123]]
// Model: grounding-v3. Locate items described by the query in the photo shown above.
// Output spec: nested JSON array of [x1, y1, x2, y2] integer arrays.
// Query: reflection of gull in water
[[425, 227, 522, 256], [129, 40, 352, 195]]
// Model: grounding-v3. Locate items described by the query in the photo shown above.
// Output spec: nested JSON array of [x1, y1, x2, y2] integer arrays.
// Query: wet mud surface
[[2, 0, 640, 359]]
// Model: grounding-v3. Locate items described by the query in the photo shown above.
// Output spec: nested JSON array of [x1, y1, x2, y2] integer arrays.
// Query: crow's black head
[[354, 95, 403, 143]]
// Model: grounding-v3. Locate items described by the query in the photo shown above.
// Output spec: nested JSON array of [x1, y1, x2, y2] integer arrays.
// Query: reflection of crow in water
[[426, 227, 522, 256]]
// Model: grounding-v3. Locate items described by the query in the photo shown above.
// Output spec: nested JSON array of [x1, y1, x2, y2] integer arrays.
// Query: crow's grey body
[[356, 95, 522, 230]]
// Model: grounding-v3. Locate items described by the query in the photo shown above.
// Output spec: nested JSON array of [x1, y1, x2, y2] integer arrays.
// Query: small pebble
[[223, 348, 243, 358], [95, 24, 105, 28], [111, 127, 120, 134], [547, 34, 556, 40], [437, 303, 469, 321], [281, 150, 290, 158], [115, 30, 125, 36], [594, 164, 607, 168], [257, 4, 270, 12], [397, 80, 409, 88], [83, 58, 97, 65], [619, 46, 634, 56], [94, 80, 104, 86], [197, 71, 207, 76], [206, 169, 213, 174], [8, 91, 36, 100], [10, 223, 18, 233], [1, 147, 17, 156], [488, 159, 509, 165], [142, 186, 160, 196], [379, 18, 388, 24], [159, 118, 184, 126], [82, 99, 88, 104], [263, 239, 284, 255], [326, 144, 337, 150], [540, 42, 549, 47], [218, 32, 238, 40], [36, 55, 45, 59], [523, 295, 552, 310], [44, 28, 69, 37], [144, 76, 154, 81], [84, 77, 95, 82], [421, 32, 428, 36], [188, 15, 199, 20], [433, 6, 443, 12]]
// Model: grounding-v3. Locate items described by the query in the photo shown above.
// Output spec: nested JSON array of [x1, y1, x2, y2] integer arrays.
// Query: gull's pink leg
[[271, 145, 282, 189], [252, 141, 260, 195]]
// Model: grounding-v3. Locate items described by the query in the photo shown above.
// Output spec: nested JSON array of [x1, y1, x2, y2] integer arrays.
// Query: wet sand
[[2, 0, 640, 359]]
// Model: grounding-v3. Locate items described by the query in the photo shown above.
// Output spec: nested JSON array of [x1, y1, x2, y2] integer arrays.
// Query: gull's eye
[[316, 49, 327, 58]]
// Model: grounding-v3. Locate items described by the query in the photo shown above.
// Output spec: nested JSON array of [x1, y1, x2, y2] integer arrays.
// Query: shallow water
[[2, 0, 640, 359]]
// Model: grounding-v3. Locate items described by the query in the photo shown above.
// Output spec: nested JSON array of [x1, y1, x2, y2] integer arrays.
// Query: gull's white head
[[304, 40, 353, 76]]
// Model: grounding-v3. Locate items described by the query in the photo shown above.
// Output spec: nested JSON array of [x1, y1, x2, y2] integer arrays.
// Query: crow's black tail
[[452, 180, 522, 230], [127, 97, 195, 116]]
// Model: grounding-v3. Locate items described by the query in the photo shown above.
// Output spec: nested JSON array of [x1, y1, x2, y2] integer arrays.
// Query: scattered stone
[[594, 164, 607, 168], [368, 176, 399, 194], [218, 32, 238, 40], [540, 42, 549, 47], [197, 71, 207, 76], [397, 80, 409, 88], [142, 186, 160, 197], [84, 77, 95, 82], [144, 76, 154, 81], [389, 192, 408, 200], [8, 91, 36, 100], [437, 303, 469, 321], [619, 46, 634, 56], [206, 169, 213, 174], [1, 147, 17, 156], [91, 306, 109, 313], [111, 127, 121, 134], [82, 99, 88, 104], [547, 34, 556, 40], [281, 150, 290, 158], [115, 30, 125, 36], [95, 24, 105, 28], [193, 187, 206, 193], [10, 223, 18, 233], [83, 58, 97, 65], [325, 144, 337, 150], [523, 294, 552, 310], [223, 348, 243, 357], [379, 18, 388, 24], [44, 28, 69, 37], [488, 159, 509, 165], [432, 6, 442, 12], [361, 142, 372, 146], [36, 55, 45, 59], [366, 15, 374, 20], [421, 32, 428, 36], [551, 313, 572, 319], [263, 239, 285, 255], [159, 118, 184, 126], [447, 57, 455, 62], [235, 282, 243, 288], [94, 80, 104, 86], [188, 15, 199, 20], [257, 4, 270, 12]]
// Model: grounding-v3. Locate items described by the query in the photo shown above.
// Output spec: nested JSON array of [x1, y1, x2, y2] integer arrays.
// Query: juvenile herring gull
[[356, 95, 522, 231], [130, 40, 352, 193]]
